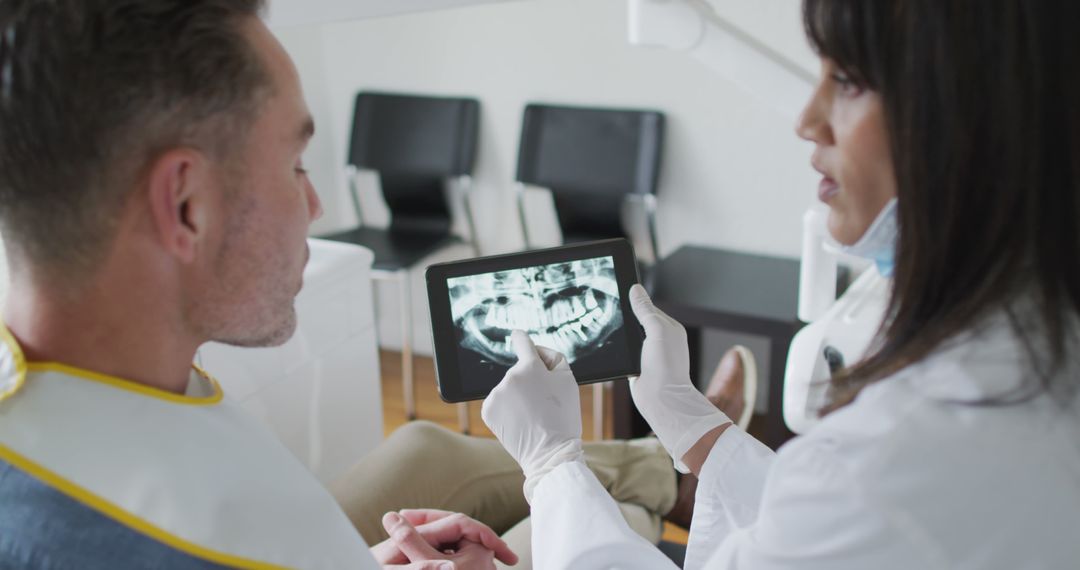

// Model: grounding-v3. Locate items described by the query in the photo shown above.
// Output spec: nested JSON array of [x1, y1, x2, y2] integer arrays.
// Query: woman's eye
[[831, 72, 864, 97], [295, 167, 308, 176]]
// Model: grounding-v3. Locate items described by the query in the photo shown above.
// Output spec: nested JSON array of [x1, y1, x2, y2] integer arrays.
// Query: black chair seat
[[658, 540, 687, 567], [319, 226, 460, 272], [561, 231, 607, 245]]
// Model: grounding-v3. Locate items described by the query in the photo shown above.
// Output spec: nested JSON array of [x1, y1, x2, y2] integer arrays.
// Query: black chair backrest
[[349, 92, 480, 232], [515, 103, 664, 241]]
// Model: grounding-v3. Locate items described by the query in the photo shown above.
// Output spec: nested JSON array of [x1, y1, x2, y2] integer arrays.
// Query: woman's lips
[[818, 177, 839, 202]]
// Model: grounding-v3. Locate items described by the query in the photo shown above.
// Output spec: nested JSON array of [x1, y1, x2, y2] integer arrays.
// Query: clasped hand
[[371, 508, 518, 569]]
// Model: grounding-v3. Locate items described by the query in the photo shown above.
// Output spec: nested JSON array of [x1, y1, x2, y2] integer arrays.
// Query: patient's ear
[[145, 149, 216, 264]]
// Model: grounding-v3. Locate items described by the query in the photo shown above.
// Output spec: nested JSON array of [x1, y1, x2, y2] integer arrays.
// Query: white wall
[[275, 0, 820, 353], [266, 0, 525, 28]]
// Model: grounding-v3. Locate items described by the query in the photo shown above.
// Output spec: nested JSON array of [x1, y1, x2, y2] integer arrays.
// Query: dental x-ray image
[[447, 256, 628, 388]]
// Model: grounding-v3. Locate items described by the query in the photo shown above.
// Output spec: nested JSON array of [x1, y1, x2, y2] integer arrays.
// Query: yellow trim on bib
[[192, 364, 224, 393], [0, 323, 222, 405], [0, 324, 27, 402], [24, 362, 223, 405], [0, 442, 289, 570]]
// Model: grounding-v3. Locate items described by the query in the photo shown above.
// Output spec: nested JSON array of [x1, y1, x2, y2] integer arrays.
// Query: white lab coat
[[530, 312, 1080, 569]]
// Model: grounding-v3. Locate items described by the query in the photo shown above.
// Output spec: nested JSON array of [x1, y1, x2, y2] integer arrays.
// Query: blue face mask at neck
[[839, 198, 898, 277]]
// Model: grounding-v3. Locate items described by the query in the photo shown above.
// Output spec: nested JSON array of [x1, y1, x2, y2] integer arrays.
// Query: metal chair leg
[[400, 270, 416, 420], [457, 402, 470, 434], [593, 382, 605, 440]]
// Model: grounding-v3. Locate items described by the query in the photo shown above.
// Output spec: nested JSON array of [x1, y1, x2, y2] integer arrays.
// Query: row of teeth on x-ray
[[463, 289, 620, 365], [448, 258, 622, 366], [479, 289, 614, 358], [484, 288, 602, 332]]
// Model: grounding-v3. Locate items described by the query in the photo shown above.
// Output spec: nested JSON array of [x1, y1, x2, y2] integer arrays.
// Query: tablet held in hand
[[426, 239, 644, 402]]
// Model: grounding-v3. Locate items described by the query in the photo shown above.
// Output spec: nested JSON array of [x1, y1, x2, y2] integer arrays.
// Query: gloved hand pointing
[[628, 284, 731, 473], [481, 330, 584, 503]]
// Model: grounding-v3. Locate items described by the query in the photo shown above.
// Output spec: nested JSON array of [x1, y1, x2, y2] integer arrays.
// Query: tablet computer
[[426, 238, 644, 403]]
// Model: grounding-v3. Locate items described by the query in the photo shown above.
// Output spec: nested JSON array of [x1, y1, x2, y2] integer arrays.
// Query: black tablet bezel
[[425, 238, 643, 403]]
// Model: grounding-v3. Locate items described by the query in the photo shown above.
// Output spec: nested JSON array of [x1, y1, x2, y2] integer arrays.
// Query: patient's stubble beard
[[188, 187, 301, 348]]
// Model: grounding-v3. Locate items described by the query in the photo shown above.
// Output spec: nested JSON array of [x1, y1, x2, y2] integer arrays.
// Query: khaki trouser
[[329, 421, 677, 569]]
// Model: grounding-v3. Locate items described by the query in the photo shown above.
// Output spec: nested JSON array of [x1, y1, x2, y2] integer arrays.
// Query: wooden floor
[[379, 350, 690, 544], [379, 349, 615, 440]]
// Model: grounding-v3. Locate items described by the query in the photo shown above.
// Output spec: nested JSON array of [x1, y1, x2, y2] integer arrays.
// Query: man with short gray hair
[[0, 2, 514, 567]]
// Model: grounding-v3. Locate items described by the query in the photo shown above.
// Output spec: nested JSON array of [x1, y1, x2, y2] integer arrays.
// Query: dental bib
[[0, 326, 376, 570]]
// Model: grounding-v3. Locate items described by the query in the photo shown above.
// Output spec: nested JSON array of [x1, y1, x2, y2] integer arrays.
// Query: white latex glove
[[481, 330, 584, 503], [628, 284, 731, 473]]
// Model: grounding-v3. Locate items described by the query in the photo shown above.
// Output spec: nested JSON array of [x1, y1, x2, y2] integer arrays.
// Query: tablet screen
[[428, 239, 642, 402]]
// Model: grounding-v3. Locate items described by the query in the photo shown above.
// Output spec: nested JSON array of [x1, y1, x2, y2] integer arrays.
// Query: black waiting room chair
[[319, 91, 480, 432], [515, 103, 664, 265], [513, 102, 665, 439]]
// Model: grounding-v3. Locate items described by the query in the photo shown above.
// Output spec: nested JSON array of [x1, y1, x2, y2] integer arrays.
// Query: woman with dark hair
[[477, 0, 1080, 567]]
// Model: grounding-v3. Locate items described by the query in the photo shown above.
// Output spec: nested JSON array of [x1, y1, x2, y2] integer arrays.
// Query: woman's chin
[[826, 212, 864, 246]]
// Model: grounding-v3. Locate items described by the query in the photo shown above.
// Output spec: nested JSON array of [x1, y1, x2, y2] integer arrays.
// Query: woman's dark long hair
[[803, 0, 1080, 412]]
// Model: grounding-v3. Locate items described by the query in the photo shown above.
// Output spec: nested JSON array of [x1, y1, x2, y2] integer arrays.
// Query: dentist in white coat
[[478, 0, 1080, 568]]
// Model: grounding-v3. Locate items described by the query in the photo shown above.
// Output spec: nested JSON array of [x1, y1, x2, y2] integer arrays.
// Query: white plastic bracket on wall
[[628, 0, 815, 119]]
